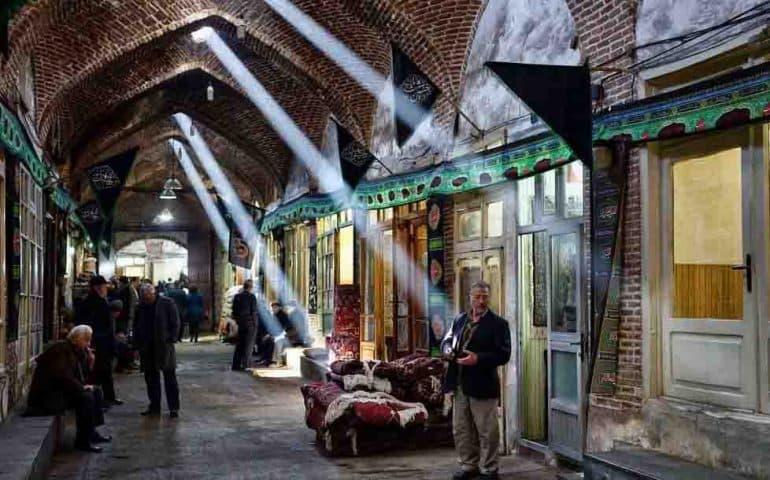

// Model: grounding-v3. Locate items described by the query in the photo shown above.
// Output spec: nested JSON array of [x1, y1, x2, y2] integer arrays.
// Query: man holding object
[[441, 280, 511, 480]]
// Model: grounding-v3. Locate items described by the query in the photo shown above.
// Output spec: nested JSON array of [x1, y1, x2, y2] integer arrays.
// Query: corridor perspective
[[45, 340, 558, 480], [2, 1, 770, 479]]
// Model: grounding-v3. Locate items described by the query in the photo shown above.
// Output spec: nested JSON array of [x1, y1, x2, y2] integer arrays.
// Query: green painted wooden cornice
[[262, 62, 770, 233]]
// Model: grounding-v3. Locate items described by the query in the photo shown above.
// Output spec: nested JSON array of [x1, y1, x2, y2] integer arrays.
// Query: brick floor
[[45, 339, 562, 479]]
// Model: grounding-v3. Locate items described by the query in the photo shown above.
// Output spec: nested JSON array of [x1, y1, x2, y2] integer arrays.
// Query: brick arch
[[71, 106, 279, 206], [12, 6, 384, 146], [64, 65, 312, 189]]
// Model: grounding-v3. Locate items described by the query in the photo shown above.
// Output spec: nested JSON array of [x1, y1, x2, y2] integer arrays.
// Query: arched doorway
[[116, 239, 188, 283]]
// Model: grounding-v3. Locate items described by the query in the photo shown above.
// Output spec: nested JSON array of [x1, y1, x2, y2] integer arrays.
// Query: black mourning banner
[[228, 226, 254, 269], [334, 119, 378, 190], [486, 62, 593, 169], [393, 46, 439, 147], [426, 196, 447, 357], [76, 200, 105, 246], [86, 147, 138, 218], [589, 137, 630, 395]]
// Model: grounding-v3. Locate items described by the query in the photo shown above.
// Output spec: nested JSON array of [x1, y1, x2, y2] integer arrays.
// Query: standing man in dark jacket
[[134, 283, 181, 418], [441, 280, 511, 480], [231, 280, 257, 371], [79, 275, 122, 406], [26, 325, 112, 452]]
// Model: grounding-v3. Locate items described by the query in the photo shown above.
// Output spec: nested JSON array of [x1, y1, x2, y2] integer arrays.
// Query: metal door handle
[[731, 254, 752, 293]]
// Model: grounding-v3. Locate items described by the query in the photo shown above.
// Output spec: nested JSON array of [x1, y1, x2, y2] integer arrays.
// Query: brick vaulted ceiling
[[1, 0, 485, 207]]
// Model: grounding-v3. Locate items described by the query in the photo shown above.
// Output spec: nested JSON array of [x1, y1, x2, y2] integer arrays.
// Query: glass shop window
[[458, 209, 482, 241], [486, 201, 504, 238], [543, 170, 557, 216], [564, 163, 584, 218], [518, 176, 535, 226], [338, 225, 355, 285]]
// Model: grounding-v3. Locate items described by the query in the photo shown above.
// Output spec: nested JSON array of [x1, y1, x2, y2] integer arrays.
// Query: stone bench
[[299, 348, 329, 382], [0, 411, 63, 480]]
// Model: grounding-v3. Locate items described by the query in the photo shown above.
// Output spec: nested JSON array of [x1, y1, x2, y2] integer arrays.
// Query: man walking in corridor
[[442, 280, 511, 480], [231, 280, 258, 371], [134, 283, 181, 418]]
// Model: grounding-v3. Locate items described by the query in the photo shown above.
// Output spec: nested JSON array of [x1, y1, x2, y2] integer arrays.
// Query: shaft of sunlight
[[170, 139, 229, 248], [261, 0, 426, 130], [202, 31, 345, 194]]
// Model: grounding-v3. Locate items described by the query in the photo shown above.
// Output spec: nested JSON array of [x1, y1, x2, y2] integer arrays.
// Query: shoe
[[91, 432, 112, 443], [140, 408, 160, 416], [74, 442, 103, 453], [169, 411, 179, 418], [478, 472, 499, 480], [109, 399, 124, 406], [452, 469, 479, 480]]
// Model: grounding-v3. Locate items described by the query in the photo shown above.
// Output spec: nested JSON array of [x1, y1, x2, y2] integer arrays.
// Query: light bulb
[[206, 83, 214, 102]]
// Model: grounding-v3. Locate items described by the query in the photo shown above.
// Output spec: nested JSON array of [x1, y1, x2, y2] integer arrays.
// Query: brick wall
[[567, 0, 644, 410], [567, 0, 638, 105]]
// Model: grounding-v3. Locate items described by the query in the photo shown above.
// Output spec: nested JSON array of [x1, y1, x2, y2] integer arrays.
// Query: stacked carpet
[[300, 353, 453, 456]]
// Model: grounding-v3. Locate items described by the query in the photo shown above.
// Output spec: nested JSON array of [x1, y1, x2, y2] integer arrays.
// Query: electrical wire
[[597, 3, 770, 95], [594, 0, 770, 70]]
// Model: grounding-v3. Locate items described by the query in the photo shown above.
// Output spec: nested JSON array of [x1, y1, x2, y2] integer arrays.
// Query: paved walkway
[[46, 339, 563, 479]]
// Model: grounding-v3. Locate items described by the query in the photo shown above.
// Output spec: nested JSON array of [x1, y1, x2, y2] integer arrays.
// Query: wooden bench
[[0, 411, 63, 480]]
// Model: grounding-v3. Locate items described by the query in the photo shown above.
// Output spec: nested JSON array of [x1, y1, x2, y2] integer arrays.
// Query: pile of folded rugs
[[300, 352, 453, 456]]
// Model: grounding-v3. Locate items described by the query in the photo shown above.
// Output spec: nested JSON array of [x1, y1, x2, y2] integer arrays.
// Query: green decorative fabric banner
[[261, 133, 573, 232], [594, 62, 770, 142]]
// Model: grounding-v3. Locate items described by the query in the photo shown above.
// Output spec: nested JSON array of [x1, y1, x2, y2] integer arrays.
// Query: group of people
[[230, 279, 311, 371], [25, 275, 192, 453]]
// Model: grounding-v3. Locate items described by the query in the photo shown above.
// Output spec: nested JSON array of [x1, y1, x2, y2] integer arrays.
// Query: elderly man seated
[[25, 325, 112, 453]]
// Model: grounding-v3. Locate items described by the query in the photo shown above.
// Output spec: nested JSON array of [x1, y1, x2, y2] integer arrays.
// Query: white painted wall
[[636, 0, 767, 65], [456, 0, 580, 140]]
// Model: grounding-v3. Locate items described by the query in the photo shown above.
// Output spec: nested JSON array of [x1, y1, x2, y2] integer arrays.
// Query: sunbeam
[[170, 139, 229, 248]]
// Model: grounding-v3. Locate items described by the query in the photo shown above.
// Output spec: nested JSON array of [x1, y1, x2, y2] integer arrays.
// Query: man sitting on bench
[[25, 325, 112, 453]]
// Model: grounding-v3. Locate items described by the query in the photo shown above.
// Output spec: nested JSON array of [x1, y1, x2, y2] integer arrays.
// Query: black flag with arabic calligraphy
[[392, 45, 439, 147], [86, 147, 138, 218], [334, 119, 378, 189], [75, 200, 105, 246], [486, 62, 593, 168]]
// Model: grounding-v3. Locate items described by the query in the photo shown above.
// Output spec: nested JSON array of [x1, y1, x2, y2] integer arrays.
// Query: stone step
[[0, 412, 62, 480], [584, 447, 749, 480]]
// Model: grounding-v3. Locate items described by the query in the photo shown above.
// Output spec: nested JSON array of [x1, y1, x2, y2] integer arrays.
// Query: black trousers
[[255, 334, 275, 364], [143, 368, 180, 412], [178, 322, 187, 342], [232, 321, 256, 369], [93, 352, 116, 402], [68, 389, 105, 444], [189, 322, 200, 342]]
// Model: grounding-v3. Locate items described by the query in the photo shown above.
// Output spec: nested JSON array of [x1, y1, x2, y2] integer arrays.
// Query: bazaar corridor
[[5, 1, 770, 479], [44, 340, 559, 480]]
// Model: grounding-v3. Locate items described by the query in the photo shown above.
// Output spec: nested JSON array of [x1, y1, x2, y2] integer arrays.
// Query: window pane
[[486, 201, 503, 237], [338, 226, 354, 285], [458, 210, 481, 241], [672, 148, 743, 319], [543, 170, 556, 216], [563, 163, 583, 218], [552, 350, 578, 404], [458, 258, 482, 314], [551, 233, 577, 333], [517, 176, 535, 225]]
